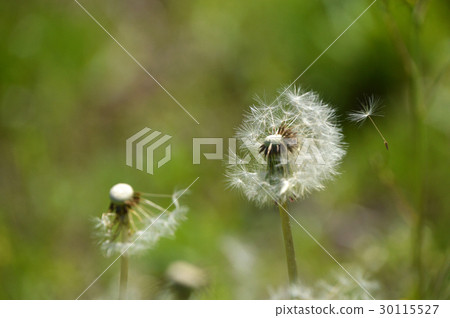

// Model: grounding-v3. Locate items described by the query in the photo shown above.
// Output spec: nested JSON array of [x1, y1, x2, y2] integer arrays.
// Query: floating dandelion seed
[[95, 183, 188, 257], [226, 87, 345, 285], [227, 87, 346, 206], [348, 96, 389, 150]]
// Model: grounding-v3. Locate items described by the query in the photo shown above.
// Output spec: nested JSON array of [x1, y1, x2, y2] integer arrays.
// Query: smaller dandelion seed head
[[95, 184, 188, 257], [109, 183, 134, 204]]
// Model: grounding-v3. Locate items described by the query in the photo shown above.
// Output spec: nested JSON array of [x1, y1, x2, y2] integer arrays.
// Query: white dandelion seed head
[[348, 95, 383, 124], [226, 87, 346, 206], [95, 188, 188, 257], [109, 183, 134, 204]]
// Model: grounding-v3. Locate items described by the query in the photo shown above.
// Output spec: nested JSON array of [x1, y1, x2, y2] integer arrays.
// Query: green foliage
[[0, 0, 448, 299]]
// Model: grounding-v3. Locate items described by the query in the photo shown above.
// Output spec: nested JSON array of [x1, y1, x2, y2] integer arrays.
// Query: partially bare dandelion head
[[95, 183, 188, 257], [226, 87, 346, 206]]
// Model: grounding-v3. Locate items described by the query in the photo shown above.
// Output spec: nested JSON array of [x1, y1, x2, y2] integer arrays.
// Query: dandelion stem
[[278, 202, 298, 284], [368, 116, 389, 150], [119, 224, 129, 300], [410, 1, 429, 298]]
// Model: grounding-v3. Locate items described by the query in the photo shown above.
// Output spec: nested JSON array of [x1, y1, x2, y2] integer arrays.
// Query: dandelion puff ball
[[226, 87, 346, 206]]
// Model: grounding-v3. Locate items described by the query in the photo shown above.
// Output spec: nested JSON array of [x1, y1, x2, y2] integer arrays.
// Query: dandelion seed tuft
[[348, 95, 382, 124], [226, 87, 346, 206], [348, 96, 389, 150]]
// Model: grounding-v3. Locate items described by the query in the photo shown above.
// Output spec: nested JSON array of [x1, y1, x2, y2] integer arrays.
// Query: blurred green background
[[0, 0, 449, 299]]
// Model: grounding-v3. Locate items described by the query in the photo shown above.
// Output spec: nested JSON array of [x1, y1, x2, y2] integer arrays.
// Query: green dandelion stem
[[278, 202, 298, 284], [119, 224, 129, 300]]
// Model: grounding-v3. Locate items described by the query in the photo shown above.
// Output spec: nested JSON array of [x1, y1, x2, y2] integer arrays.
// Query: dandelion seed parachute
[[348, 96, 382, 124], [348, 96, 389, 150], [95, 184, 188, 257], [226, 87, 346, 206]]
